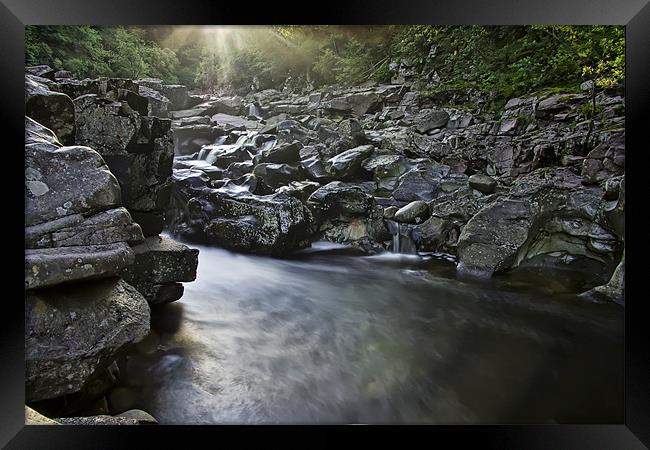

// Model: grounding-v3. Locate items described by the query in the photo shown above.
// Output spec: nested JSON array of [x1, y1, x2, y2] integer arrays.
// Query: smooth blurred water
[[125, 240, 623, 424]]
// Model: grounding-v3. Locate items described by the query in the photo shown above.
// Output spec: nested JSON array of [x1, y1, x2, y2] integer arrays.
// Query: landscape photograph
[[23, 25, 625, 425]]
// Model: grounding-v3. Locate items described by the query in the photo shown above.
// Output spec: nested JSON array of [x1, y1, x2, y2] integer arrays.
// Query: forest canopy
[[26, 25, 624, 107]]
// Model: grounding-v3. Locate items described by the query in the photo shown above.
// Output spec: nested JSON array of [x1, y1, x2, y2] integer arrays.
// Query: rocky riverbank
[[25, 66, 198, 424], [24, 64, 624, 424]]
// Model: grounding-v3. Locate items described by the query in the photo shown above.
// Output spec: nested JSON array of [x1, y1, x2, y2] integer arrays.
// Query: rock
[[200, 144, 252, 169], [252, 163, 303, 189], [120, 236, 198, 304], [255, 140, 302, 165], [413, 109, 449, 134], [25, 74, 76, 145], [457, 168, 621, 278], [392, 162, 468, 202], [393, 200, 430, 224], [211, 113, 260, 130], [138, 85, 170, 118], [25, 208, 144, 249], [275, 180, 322, 202], [581, 133, 625, 184], [26, 65, 56, 79], [307, 181, 376, 222], [383, 205, 398, 219], [299, 145, 332, 182], [26, 278, 150, 402], [116, 409, 158, 424], [173, 124, 224, 156], [581, 250, 624, 303], [362, 154, 410, 193], [167, 172, 312, 256], [73, 94, 142, 154], [25, 242, 135, 290], [25, 130, 122, 227], [411, 215, 456, 252], [468, 174, 497, 194], [325, 145, 374, 180]]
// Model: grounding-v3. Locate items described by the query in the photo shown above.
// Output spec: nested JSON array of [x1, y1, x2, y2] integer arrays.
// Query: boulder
[[413, 109, 449, 134], [468, 174, 497, 194], [361, 154, 410, 192], [299, 145, 332, 182], [200, 144, 252, 169], [25, 134, 122, 227], [252, 163, 303, 189], [255, 140, 302, 165], [25, 208, 143, 249], [325, 145, 374, 180], [457, 168, 621, 279], [167, 171, 312, 256], [25, 75, 76, 145], [25, 243, 134, 290], [393, 200, 430, 224], [138, 85, 170, 118], [173, 124, 224, 156], [392, 162, 468, 202], [26, 278, 150, 402], [120, 236, 198, 304]]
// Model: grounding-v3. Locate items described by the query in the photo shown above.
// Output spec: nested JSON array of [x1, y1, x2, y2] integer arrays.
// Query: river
[[122, 240, 623, 424]]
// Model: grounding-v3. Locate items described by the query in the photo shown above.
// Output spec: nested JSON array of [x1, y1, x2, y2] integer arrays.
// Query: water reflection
[[125, 241, 623, 424]]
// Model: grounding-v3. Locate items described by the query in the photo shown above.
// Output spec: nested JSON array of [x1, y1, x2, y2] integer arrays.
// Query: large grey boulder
[[457, 168, 622, 279], [138, 85, 170, 118], [25, 123, 122, 227], [325, 144, 374, 180], [252, 163, 303, 189], [167, 170, 312, 256], [25, 243, 134, 290], [468, 174, 497, 194], [26, 278, 150, 402], [392, 162, 468, 202], [413, 109, 449, 134], [25, 75, 76, 145], [120, 236, 199, 304], [393, 200, 430, 224]]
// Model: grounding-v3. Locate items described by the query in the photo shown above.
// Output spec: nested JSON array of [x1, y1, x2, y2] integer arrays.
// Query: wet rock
[[26, 278, 150, 402], [457, 168, 621, 278], [392, 162, 467, 202], [25, 208, 144, 249], [167, 172, 312, 255], [25, 128, 122, 227], [393, 200, 430, 224], [299, 145, 332, 182], [255, 140, 302, 165], [468, 174, 497, 194], [413, 109, 449, 134], [138, 85, 170, 118], [383, 205, 398, 219], [362, 154, 410, 192], [25, 242, 135, 290], [581, 133, 625, 184], [173, 124, 224, 156], [275, 180, 321, 202], [252, 163, 303, 189], [581, 250, 624, 303], [325, 144, 374, 180], [25, 75, 76, 145], [120, 236, 198, 304]]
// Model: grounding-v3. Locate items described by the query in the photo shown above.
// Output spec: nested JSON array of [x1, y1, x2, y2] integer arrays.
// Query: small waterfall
[[387, 220, 417, 254]]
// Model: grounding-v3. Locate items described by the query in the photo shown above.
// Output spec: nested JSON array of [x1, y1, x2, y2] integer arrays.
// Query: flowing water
[[124, 240, 623, 424]]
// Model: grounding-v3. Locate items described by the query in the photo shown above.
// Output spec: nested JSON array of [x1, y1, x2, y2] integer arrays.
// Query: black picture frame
[[2, 0, 648, 447]]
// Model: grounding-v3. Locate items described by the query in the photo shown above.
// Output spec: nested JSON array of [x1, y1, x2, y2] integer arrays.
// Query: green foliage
[[25, 25, 625, 101], [25, 25, 180, 83]]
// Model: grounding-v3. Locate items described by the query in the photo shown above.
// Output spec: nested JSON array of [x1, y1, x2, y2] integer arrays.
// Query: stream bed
[[123, 240, 623, 424]]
